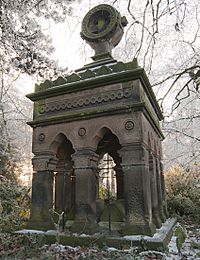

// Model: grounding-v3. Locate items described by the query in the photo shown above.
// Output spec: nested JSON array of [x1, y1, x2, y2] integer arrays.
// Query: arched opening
[[53, 134, 75, 225], [96, 130, 123, 200], [98, 153, 117, 201], [95, 129, 125, 227]]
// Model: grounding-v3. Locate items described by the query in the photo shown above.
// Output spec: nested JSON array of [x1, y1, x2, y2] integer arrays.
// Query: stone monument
[[27, 4, 170, 237]]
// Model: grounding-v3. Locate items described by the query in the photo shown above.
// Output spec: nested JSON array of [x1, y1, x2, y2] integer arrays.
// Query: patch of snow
[[79, 233, 90, 237], [14, 229, 45, 234], [54, 244, 66, 253], [65, 245, 75, 250], [139, 250, 166, 257], [123, 218, 176, 242], [123, 235, 143, 241], [168, 236, 179, 255], [46, 230, 58, 235], [106, 247, 118, 252]]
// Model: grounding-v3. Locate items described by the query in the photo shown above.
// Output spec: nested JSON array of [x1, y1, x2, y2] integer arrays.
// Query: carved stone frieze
[[38, 87, 132, 115]]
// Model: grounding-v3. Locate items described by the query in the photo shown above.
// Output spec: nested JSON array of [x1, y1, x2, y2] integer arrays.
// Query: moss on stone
[[122, 222, 156, 236], [67, 73, 81, 83], [34, 83, 40, 92], [70, 222, 98, 234], [96, 199, 105, 220], [66, 207, 75, 220], [28, 103, 138, 127], [29, 59, 163, 127], [152, 209, 162, 228], [95, 66, 112, 75], [174, 225, 187, 253], [100, 200, 125, 222], [79, 69, 95, 79], [40, 80, 54, 91], [53, 76, 67, 86], [28, 204, 55, 231], [111, 61, 126, 72], [126, 58, 138, 70]]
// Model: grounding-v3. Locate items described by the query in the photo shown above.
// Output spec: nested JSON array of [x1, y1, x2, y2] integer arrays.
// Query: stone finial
[[81, 4, 128, 61]]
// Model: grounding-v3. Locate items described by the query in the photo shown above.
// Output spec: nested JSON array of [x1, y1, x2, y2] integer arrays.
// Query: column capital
[[32, 154, 58, 172], [118, 144, 148, 166], [72, 149, 99, 169]]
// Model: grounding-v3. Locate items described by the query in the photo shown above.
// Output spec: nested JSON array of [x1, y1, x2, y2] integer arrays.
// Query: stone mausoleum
[[27, 4, 169, 236]]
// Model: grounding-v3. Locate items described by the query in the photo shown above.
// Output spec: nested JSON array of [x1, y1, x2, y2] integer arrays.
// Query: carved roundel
[[125, 120, 135, 131], [81, 4, 119, 41], [38, 133, 45, 143], [78, 127, 86, 137]]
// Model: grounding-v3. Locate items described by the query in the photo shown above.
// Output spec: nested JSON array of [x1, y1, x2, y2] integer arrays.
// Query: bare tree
[[0, 0, 80, 79], [0, 0, 79, 181], [108, 0, 200, 167]]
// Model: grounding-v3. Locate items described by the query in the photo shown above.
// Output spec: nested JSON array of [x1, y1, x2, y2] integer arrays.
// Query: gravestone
[[27, 4, 170, 237]]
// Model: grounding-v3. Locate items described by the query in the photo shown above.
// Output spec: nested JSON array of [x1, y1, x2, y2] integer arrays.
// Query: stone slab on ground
[[15, 218, 176, 251]]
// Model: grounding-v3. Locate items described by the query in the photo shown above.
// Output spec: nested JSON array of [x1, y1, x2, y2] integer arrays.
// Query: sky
[[50, 0, 124, 70], [22, 1, 95, 94]]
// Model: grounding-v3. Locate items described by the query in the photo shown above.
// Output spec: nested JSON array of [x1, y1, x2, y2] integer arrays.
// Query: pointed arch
[[49, 133, 68, 154], [91, 126, 119, 150], [95, 127, 123, 203], [49, 133, 75, 157], [95, 128, 121, 156], [49, 133, 75, 220]]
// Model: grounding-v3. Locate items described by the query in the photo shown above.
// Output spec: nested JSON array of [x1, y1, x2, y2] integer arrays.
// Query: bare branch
[[163, 127, 200, 142]]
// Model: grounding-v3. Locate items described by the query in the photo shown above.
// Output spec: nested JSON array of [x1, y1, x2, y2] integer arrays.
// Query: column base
[[27, 206, 55, 231], [27, 219, 55, 231], [159, 204, 167, 222], [152, 209, 162, 228], [70, 221, 98, 234], [163, 202, 169, 218], [122, 221, 156, 236]]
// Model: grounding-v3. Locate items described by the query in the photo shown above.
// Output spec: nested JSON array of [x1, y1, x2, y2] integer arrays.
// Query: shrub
[[165, 165, 200, 223], [0, 175, 30, 232]]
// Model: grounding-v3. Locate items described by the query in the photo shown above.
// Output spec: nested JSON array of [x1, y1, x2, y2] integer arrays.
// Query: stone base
[[122, 221, 156, 236], [70, 221, 99, 234], [27, 219, 55, 231], [27, 207, 55, 231], [152, 211, 162, 228], [17, 218, 177, 252], [99, 221, 125, 231]]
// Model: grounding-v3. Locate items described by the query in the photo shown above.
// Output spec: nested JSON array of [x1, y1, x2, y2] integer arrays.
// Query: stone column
[[71, 149, 99, 233], [64, 161, 75, 219], [149, 152, 162, 228], [114, 164, 124, 199], [28, 154, 58, 230], [55, 160, 75, 220], [55, 160, 65, 214], [155, 157, 166, 222], [119, 144, 155, 236]]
